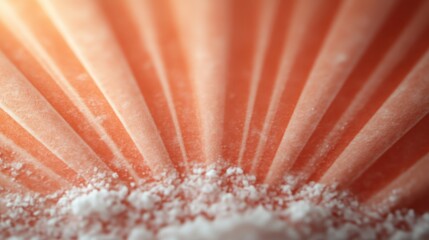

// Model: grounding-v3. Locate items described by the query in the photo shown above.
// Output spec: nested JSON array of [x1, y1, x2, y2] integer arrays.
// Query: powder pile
[[1, 164, 428, 240]]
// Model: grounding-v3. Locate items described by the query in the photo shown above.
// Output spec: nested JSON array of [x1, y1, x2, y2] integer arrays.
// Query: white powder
[[70, 188, 126, 220], [0, 163, 428, 240], [128, 226, 154, 240], [127, 190, 160, 210], [287, 200, 314, 222]]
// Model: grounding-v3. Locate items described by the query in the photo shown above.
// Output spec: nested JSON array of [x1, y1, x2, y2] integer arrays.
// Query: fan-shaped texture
[[0, 0, 429, 238]]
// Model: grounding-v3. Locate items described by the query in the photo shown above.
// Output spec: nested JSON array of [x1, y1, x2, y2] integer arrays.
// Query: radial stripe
[[250, 0, 329, 174], [0, 1, 140, 180], [125, 0, 189, 169], [265, 0, 397, 184], [320, 50, 429, 187], [170, 0, 231, 163], [299, 1, 429, 180], [0, 52, 113, 180], [39, 0, 175, 176], [0, 133, 70, 188], [366, 152, 429, 211], [237, 0, 278, 167]]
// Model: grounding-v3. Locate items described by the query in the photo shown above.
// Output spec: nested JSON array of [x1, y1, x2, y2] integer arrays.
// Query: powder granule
[[1, 164, 428, 240], [158, 207, 288, 240], [70, 187, 127, 220]]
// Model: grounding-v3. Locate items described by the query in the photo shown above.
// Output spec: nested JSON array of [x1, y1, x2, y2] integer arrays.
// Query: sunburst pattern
[[0, 0, 428, 213]]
